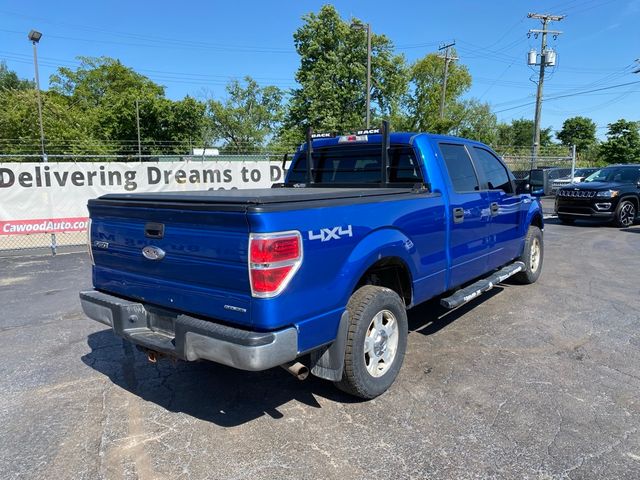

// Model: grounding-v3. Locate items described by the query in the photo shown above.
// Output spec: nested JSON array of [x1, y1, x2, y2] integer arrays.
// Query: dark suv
[[555, 164, 640, 227]]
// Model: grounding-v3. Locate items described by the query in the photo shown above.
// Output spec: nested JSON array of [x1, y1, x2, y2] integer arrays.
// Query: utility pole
[[351, 22, 372, 128], [438, 41, 457, 120], [528, 13, 564, 168], [365, 23, 371, 128], [135, 99, 142, 162]]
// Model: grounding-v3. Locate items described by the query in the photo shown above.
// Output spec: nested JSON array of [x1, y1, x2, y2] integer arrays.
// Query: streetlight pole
[[351, 22, 372, 128], [28, 29, 46, 162]]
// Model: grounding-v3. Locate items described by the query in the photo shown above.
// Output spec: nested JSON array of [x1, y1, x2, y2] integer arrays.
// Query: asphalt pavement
[[1, 220, 639, 479]]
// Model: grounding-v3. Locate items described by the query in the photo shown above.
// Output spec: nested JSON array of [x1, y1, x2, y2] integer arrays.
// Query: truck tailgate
[[88, 201, 252, 327]]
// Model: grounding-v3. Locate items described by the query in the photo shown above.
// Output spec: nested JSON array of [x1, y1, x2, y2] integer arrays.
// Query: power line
[[0, 14, 294, 54], [494, 80, 640, 113], [0, 52, 298, 89]]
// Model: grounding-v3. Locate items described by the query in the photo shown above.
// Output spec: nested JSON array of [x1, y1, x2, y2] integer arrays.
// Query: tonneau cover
[[95, 187, 413, 205]]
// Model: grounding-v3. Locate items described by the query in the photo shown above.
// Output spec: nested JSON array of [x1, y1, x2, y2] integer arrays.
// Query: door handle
[[453, 207, 465, 224], [490, 202, 499, 216]]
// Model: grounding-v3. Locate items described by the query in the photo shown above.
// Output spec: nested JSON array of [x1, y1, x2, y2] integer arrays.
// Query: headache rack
[[304, 120, 392, 188]]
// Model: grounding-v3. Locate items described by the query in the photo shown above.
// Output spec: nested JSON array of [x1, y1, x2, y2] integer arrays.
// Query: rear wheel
[[513, 225, 543, 284], [613, 200, 636, 228], [335, 286, 408, 399]]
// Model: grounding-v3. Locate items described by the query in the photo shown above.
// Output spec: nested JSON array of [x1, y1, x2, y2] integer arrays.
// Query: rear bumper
[[79, 290, 298, 371]]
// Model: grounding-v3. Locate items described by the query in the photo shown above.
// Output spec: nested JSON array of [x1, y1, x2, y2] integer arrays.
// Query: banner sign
[[0, 161, 289, 235]]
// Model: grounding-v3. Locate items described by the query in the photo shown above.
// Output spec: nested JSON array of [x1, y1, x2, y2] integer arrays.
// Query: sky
[[1, 0, 639, 139]]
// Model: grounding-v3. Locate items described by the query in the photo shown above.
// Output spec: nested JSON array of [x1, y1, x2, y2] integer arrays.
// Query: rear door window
[[438, 143, 479, 193]]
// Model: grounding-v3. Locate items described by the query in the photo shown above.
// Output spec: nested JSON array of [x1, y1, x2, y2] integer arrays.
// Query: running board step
[[440, 261, 525, 309]]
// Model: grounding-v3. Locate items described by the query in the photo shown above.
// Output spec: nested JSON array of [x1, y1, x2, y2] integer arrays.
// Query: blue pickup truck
[[80, 125, 544, 399]]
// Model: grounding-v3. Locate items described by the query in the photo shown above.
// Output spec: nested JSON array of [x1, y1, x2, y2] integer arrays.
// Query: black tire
[[513, 225, 543, 284], [613, 200, 636, 228], [335, 285, 408, 399], [558, 216, 575, 225]]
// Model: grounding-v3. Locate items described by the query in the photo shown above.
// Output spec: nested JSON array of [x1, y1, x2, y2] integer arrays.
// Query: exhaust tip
[[281, 361, 309, 381]]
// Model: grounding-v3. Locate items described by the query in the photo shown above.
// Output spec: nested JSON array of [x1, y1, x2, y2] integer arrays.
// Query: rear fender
[[310, 228, 417, 382], [340, 227, 419, 307]]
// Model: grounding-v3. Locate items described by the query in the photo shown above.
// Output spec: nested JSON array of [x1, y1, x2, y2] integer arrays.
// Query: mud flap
[[309, 310, 349, 381]]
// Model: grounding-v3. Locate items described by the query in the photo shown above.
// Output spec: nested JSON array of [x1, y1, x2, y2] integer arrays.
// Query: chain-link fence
[[493, 145, 577, 180], [0, 232, 87, 256]]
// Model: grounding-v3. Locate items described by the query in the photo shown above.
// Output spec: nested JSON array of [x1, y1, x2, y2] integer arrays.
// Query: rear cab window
[[287, 145, 424, 186]]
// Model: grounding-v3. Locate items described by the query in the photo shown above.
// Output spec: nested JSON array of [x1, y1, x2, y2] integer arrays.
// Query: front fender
[[516, 197, 544, 257], [524, 197, 544, 233], [338, 227, 419, 306]]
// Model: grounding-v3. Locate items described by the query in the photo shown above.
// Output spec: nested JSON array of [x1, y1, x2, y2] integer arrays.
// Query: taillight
[[249, 231, 302, 298]]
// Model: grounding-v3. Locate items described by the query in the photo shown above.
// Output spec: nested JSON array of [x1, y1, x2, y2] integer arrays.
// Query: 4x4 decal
[[308, 225, 353, 242]]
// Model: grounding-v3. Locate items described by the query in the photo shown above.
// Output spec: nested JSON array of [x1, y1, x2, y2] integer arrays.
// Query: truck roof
[[301, 132, 488, 150]]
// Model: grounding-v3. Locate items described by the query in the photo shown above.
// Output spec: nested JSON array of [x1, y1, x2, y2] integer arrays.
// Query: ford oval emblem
[[142, 245, 166, 261]]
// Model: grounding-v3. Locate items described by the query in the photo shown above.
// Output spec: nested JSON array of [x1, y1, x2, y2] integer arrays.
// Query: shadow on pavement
[[407, 287, 503, 335], [82, 330, 362, 427], [82, 287, 505, 426]]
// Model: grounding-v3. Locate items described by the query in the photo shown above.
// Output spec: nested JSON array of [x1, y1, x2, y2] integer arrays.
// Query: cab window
[[472, 147, 513, 193], [439, 143, 479, 193]]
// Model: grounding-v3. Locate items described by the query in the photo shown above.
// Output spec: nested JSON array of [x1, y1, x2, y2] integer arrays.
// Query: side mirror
[[528, 168, 545, 196]]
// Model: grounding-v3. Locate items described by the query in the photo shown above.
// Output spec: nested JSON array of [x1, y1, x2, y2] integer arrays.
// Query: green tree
[[599, 119, 640, 164], [0, 61, 33, 91], [208, 77, 283, 153], [50, 56, 164, 106], [496, 118, 553, 147], [403, 51, 471, 134], [49, 57, 207, 155], [0, 89, 100, 156], [451, 99, 498, 145], [50, 56, 165, 154], [279, 5, 408, 148], [557, 116, 597, 152]]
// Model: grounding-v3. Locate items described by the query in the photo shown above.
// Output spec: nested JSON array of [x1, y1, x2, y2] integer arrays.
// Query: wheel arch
[[619, 195, 639, 211], [353, 256, 413, 307], [341, 227, 418, 308]]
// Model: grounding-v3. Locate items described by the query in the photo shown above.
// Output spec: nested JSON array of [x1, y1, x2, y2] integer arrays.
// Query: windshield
[[584, 167, 640, 184]]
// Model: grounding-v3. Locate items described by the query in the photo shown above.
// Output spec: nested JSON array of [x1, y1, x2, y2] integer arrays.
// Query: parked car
[[529, 167, 572, 196], [555, 164, 640, 227], [551, 167, 599, 193], [80, 126, 544, 399]]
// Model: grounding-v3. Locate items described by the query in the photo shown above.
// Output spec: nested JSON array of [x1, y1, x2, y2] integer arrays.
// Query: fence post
[[571, 145, 576, 182]]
